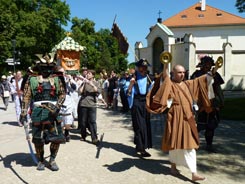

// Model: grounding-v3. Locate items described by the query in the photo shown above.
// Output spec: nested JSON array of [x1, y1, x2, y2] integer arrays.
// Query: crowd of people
[[0, 53, 224, 182], [0, 66, 134, 127]]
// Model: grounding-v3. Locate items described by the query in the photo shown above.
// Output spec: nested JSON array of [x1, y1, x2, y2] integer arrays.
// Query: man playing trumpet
[[191, 56, 224, 153], [146, 52, 223, 181]]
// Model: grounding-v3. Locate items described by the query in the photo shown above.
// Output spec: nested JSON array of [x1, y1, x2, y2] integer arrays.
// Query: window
[[216, 13, 222, 17], [198, 14, 204, 18], [175, 37, 184, 43]]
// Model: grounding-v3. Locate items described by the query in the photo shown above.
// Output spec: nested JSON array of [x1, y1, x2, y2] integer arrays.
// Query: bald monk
[[146, 63, 217, 181]]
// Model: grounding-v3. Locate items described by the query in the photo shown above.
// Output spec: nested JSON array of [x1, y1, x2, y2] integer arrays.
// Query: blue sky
[[64, 0, 244, 62]]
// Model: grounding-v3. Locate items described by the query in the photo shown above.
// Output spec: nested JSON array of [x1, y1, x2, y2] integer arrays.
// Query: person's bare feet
[[170, 163, 180, 175], [192, 173, 206, 181]]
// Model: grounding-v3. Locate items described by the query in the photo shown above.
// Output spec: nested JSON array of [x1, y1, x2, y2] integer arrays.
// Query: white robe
[[10, 78, 23, 122], [169, 149, 197, 173], [61, 94, 74, 126]]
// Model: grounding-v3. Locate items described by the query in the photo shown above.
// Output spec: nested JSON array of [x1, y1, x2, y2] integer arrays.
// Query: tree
[[0, 1, 128, 75], [70, 17, 128, 74], [0, 0, 70, 72], [236, 0, 245, 13]]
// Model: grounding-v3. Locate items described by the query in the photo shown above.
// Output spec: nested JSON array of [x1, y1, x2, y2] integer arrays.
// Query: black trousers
[[131, 96, 152, 152], [197, 111, 219, 146], [78, 106, 97, 141], [120, 89, 129, 112]]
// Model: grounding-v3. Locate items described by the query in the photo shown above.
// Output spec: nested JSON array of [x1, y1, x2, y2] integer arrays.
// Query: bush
[[220, 97, 245, 121]]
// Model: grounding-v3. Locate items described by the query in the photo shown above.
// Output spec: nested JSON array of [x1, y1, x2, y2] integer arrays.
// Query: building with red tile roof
[[135, 1, 245, 89], [163, 2, 245, 28]]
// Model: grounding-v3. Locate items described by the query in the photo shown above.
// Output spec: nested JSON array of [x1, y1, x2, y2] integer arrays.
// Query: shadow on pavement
[[107, 157, 195, 182], [2, 121, 19, 127], [99, 141, 137, 157], [0, 153, 36, 168], [0, 153, 35, 184], [151, 115, 245, 181], [104, 157, 169, 174], [196, 120, 245, 181], [104, 157, 197, 183], [0, 107, 6, 110], [69, 134, 81, 140], [102, 108, 245, 182]]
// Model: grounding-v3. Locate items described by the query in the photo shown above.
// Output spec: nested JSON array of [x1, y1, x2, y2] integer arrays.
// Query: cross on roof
[[158, 10, 162, 18]]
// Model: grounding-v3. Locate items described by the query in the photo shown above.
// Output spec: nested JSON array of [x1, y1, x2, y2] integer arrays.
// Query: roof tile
[[163, 3, 245, 27]]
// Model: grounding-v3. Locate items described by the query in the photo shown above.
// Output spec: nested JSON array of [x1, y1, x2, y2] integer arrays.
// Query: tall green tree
[[236, 0, 245, 13], [71, 17, 128, 74], [0, 0, 70, 72]]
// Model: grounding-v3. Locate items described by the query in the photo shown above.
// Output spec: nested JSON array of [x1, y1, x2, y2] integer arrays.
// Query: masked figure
[[20, 53, 66, 171], [52, 35, 85, 75]]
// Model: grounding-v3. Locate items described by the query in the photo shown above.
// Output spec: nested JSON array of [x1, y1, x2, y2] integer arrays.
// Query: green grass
[[220, 97, 245, 121]]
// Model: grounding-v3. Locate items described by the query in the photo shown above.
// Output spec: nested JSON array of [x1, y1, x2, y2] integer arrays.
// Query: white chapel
[[135, 0, 245, 90]]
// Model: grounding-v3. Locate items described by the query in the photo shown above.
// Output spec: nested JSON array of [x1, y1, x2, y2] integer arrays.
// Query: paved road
[[0, 100, 244, 184]]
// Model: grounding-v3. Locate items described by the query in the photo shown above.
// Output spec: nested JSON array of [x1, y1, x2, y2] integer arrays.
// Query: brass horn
[[160, 51, 172, 64], [215, 56, 223, 68]]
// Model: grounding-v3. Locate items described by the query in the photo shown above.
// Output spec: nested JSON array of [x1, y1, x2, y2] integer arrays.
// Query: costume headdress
[[35, 53, 56, 64], [135, 58, 151, 67]]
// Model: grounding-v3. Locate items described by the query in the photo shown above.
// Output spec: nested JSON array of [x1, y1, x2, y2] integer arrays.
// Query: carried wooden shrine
[[52, 34, 85, 75]]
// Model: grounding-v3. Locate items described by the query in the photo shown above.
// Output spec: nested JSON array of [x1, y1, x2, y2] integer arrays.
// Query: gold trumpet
[[215, 56, 223, 68], [160, 51, 172, 64]]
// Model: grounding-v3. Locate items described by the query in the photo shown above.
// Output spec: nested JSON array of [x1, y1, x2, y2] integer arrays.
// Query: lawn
[[220, 97, 245, 121]]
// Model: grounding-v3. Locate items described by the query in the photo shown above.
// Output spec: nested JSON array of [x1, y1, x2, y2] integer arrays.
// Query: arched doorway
[[153, 37, 164, 74]]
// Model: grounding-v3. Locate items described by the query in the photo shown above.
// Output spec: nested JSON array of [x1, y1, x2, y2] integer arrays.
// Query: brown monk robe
[[146, 64, 214, 181]]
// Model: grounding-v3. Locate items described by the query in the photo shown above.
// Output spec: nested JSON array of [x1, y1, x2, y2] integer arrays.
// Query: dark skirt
[[131, 96, 152, 151], [32, 121, 65, 144]]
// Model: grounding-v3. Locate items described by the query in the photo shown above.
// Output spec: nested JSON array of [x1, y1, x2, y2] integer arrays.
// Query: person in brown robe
[[146, 63, 217, 181]]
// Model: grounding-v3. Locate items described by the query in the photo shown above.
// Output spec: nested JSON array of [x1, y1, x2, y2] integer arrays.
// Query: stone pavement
[[0, 100, 244, 184]]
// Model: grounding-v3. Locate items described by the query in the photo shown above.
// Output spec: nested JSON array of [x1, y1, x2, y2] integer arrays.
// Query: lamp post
[[83, 54, 88, 68], [12, 39, 16, 74]]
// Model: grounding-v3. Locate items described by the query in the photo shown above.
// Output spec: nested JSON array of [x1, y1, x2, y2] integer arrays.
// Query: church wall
[[147, 28, 167, 46], [171, 43, 189, 70], [188, 43, 197, 77], [136, 23, 245, 89], [194, 36, 223, 50], [144, 25, 175, 74], [136, 47, 153, 74], [229, 36, 245, 50], [170, 26, 245, 51], [168, 26, 245, 89], [171, 42, 200, 78], [231, 54, 245, 76], [137, 47, 151, 62]]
